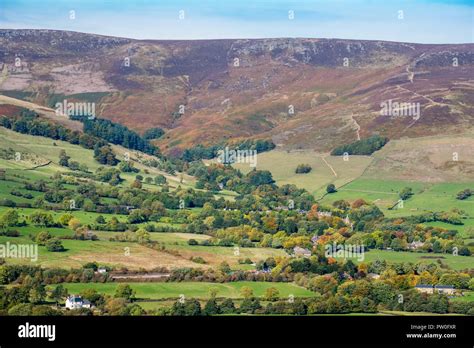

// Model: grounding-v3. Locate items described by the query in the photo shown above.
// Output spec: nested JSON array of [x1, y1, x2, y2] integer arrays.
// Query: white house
[[65, 295, 91, 310], [408, 241, 425, 250], [97, 267, 107, 274]]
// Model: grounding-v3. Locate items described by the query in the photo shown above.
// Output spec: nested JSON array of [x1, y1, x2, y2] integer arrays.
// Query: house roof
[[67, 295, 91, 305], [435, 285, 454, 289], [68, 295, 83, 301], [415, 285, 433, 288]]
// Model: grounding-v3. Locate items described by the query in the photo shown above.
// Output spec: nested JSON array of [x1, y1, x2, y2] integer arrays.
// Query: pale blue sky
[[0, 0, 472, 43]]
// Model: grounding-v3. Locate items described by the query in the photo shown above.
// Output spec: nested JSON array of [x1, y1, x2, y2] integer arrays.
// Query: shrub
[[3, 230, 20, 237], [119, 161, 139, 173], [35, 231, 52, 245], [45, 238, 65, 252], [456, 189, 472, 200], [187, 239, 199, 246], [295, 164, 312, 174], [191, 256, 206, 264], [154, 175, 167, 185], [399, 187, 413, 200], [326, 184, 337, 194]]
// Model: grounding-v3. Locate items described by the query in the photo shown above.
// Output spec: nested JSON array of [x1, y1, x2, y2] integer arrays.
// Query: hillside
[[0, 29, 473, 156], [0, 34, 473, 318]]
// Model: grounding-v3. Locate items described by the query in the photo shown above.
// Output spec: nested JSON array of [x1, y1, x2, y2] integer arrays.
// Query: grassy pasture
[[96, 230, 286, 268], [347, 249, 473, 271], [0, 225, 285, 270], [0, 127, 195, 190], [378, 311, 463, 316], [422, 220, 474, 239], [231, 150, 474, 225], [50, 281, 316, 300], [451, 291, 474, 303], [94, 231, 211, 245], [364, 135, 474, 183], [0, 235, 202, 269], [232, 150, 372, 197], [0, 206, 129, 225], [0, 179, 42, 203], [320, 178, 474, 228]]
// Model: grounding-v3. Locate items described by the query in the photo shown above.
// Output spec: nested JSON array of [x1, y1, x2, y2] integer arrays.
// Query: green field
[[320, 178, 474, 228], [230, 150, 474, 230], [0, 235, 173, 268], [0, 179, 42, 203], [232, 150, 373, 197], [348, 249, 473, 271], [0, 125, 472, 291], [451, 291, 474, 303], [0, 126, 99, 173], [422, 220, 474, 239], [51, 281, 316, 300], [0, 126, 197, 191], [378, 311, 463, 316], [0, 206, 130, 225]]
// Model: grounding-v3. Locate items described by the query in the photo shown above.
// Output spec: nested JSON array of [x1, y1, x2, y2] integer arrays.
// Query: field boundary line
[[24, 161, 52, 171], [330, 156, 376, 194]]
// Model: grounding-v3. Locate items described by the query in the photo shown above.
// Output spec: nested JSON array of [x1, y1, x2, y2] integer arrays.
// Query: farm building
[[434, 285, 455, 295], [293, 246, 312, 258], [415, 284, 456, 295], [415, 285, 434, 294], [408, 241, 425, 250]]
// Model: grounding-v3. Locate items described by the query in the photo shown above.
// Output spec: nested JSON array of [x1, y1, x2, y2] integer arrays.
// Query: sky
[[0, 0, 473, 43]]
